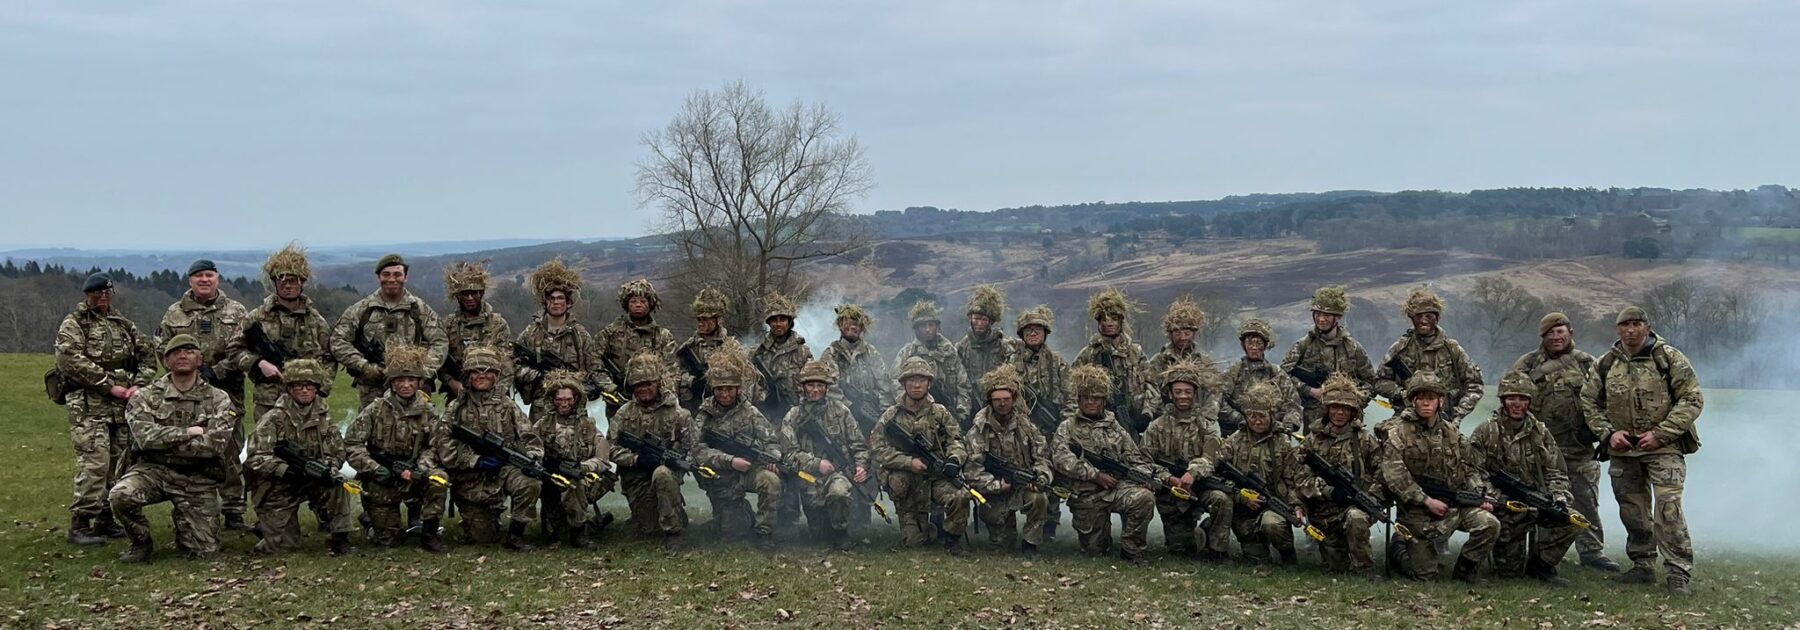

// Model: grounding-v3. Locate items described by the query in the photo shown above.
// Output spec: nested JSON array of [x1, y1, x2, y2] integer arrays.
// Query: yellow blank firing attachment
[[1051, 486, 1073, 500], [428, 474, 450, 488], [871, 501, 892, 523], [967, 487, 989, 505], [1238, 489, 1263, 504], [600, 391, 628, 406], [548, 474, 573, 489], [1303, 525, 1326, 542], [584, 472, 602, 483], [342, 480, 364, 495], [696, 466, 719, 480], [1569, 513, 1593, 529], [1505, 501, 1530, 513], [1374, 400, 1394, 410], [1168, 486, 1194, 501], [796, 471, 819, 484], [1393, 522, 1416, 541]]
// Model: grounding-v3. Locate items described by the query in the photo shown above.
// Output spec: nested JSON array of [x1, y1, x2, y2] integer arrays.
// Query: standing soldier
[[1300, 372, 1387, 576], [436, 345, 542, 551], [1582, 306, 1703, 595], [1510, 312, 1619, 573], [607, 352, 703, 551], [1147, 296, 1213, 419], [694, 344, 786, 549], [871, 357, 973, 554], [1280, 286, 1377, 423], [242, 359, 357, 556], [343, 343, 449, 552], [440, 261, 513, 401], [965, 364, 1052, 555], [55, 273, 157, 546], [534, 370, 616, 550], [782, 359, 872, 550], [161, 260, 252, 536], [1139, 359, 1233, 562], [1373, 287, 1484, 432], [1009, 304, 1068, 540], [1220, 319, 1304, 436], [894, 300, 969, 422], [513, 259, 605, 416], [597, 278, 678, 418], [1050, 365, 1157, 565], [331, 254, 449, 408], [753, 292, 812, 424], [1377, 373, 1500, 584], [1471, 371, 1582, 587], [1220, 381, 1318, 566], [108, 335, 236, 562], [1073, 288, 1155, 436], [957, 285, 1014, 421], [820, 303, 890, 527], [674, 287, 731, 412]]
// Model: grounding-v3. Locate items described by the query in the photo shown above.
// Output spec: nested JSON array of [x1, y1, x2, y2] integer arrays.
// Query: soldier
[[343, 343, 449, 552], [965, 364, 1052, 554], [1139, 359, 1233, 562], [1471, 371, 1581, 587], [331, 254, 450, 408], [1147, 296, 1214, 419], [108, 335, 237, 562], [894, 300, 969, 422], [1511, 311, 1620, 573], [1377, 373, 1500, 584], [1050, 365, 1157, 565], [436, 345, 541, 551], [694, 344, 786, 549], [534, 370, 617, 550], [1073, 288, 1155, 436], [1373, 287, 1484, 432], [227, 244, 338, 423], [161, 260, 251, 536], [674, 287, 731, 412], [513, 260, 604, 415], [1220, 319, 1304, 436], [597, 278, 678, 417], [1280, 285, 1377, 422], [242, 358, 357, 556], [1009, 304, 1069, 540], [819, 303, 890, 527], [781, 359, 872, 550], [1300, 372, 1386, 576], [957, 285, 1014, 420], [607, 352, 703, 551], [753, 292, 812, 425], [1583, 306, 1703, 595], [1220, 381, 1318, 566], [55, 273, 157, 546], [440, 261, 513, 400], [871, 356, 973, 554]]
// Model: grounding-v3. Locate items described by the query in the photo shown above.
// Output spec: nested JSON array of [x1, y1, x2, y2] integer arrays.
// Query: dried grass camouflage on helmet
[[834, 303, 873, 330], [384, 343, 430, 380], [1310, 285, 1350, 315], [1086, 287, 1139, 322], [618, 278, 660, 312], [261, 242, 313, 286], [1067, 364, 1113, 400], [1014, 304, 1054, 335], [965, 284, 1006, 320], [979, 363, 1024, 397], [1159, 357, 1220, 390], [625, 351, 666, 386], [1237, 318, 1275, 344], [1497, 369, 1537, 400], [1403, 371, 1449, 399], [908, 299, 943, 325], [529, 259, 584, 306], [1403, 286, 1445, 318], [443, 260, 491, 294], [542, 369, 587, 402], [462, 344, 508, 374], [691, 287, 729, 319], [763, 291, 798, 322], [798, 358, 837, 385], [706, 339, 755, 389], [1161, 295, 1206, 333], [896, 356, 937, 382], [1318, 371, 1364, 410], [280, 358, 329, 386], [1240, 380, 1283, 413]]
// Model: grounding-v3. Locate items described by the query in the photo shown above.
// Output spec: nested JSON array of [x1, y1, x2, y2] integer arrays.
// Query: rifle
[[702, 428, 817, 484], [880, 421, 987, 505], [273, 440, 363, 495], [1020, 383, 1063, 435], [1093, 351, 1130, 416], [448, 424, 572, 489], [753, 356, 797, 411], [544, 448, 602, 486], [676, 343, 708, 402], [513, 345, 625, 405], [244, 321, 289, 384], [981, 452, 1069, 499], [1413, 475, 1510, 511], [1288, 364, 1328, 390], [615, 430, 718, 479], [1215, 460, 1326, 541], [798, 416, 890, 523], [1383, 356, 1414, 384], [366, 444, 449, 488], [1293, 436, 1412, 541], [596, 353, 629, 406], [1068, 443, 1192, 501], [1152, 457, 1238, 497], [1488, 469, 1591, 529], [352, 334, 386, 374]]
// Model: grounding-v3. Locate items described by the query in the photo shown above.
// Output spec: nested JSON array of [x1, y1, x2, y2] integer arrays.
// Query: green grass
[[1737, 226, 1800, 242], [1, 353, 1795, 628]]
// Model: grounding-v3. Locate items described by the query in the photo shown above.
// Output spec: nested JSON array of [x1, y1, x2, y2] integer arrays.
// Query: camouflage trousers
[[977, 488, 1050, 550], [884, 470, 970, 545], [359, 478, 448, 546], [251, 479, 356, 554], [1157, 489, 1231, 556], [800, 473, 855, 539], [1068, 485, 1155, 557], [620, 466, 686, 536], [1562, 452, 1608, 561], [220, 417, 247, 519], [1232, 506, 1297, 562], [699, 469, 783, 537], [1309, 503, 1377, 572], [449, 467, 541, 544], [1495, 510, 1582, 578], [108, 462, 223, 558], [1610, 453, 1693, 577], [1396, 505, 1499, 580], [542, 473, 614, 530], [68, 406, 126, 517]]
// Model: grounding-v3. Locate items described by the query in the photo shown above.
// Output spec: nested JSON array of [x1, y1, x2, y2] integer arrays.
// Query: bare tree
[[635, 81, 874, 334], [1460, 276, 1546, 368]]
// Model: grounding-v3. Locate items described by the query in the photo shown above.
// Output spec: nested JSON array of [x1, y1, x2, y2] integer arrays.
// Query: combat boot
[[944, 534, 966, 556], [1452, 557, 1488, 585], [503, 521, 534, 552], [419, 519, 448, 553], [570, 524, 596, 550], [1120, 550, 1150, 567], [1019, 541, 1039, 557], [755, 532, 777, 552], [328, 532, 356, 557], [221, 512, 252, 534], [1580, 554, 1622, 573], [1279, 549, 1299, 567], [1528, 557, 1571, 587], [662, 533, 685, 552], [1617, 565, 1655, 585], [1667, 573, 1692, 596], [67, 515, 105, 546], [94, 511, 128, 539], [119, 531, 153, 563]]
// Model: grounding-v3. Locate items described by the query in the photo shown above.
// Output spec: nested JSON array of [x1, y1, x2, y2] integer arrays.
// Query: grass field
[[1, 353, 1795, 628]]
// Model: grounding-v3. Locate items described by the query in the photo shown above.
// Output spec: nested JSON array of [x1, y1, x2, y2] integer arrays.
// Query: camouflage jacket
[[1374, 329, 1485, 423], [607, 393, 701, 473], [674, 328, 730, 408], [535, 410, 610, 476], [123, 376, 236, 476], [331, 290, 449, 384], [895, 334, 969, 420], [1009, 343, 1069, 435], [1510, 345, 1599, 456], [1220, 357, 1304, 434], [55, 302, 158, 414], [1376, 409, 1487, 508], [1051, 410, 1158, 496], [754, 333, 812, 412], [1301, 418, 1387, 508], [1141, 407, 1225, 481], [158, 289, 250, 382], [782, 397, 870, 474], [1073, 333, 1155, 423], [957, 329, 1014, 402], [1581, 334, 1704, 458], [227, 294, 337, 398], [1280, 326, 1377, 411], [1146, 344, 1220, 419], [437, 389, 539, 471], [1147, 343, 1207, 378], [344, 390, 443, 479], [1222, 428, 1318, 504], [821, 337, 892, 428], [513, 316, 599, 404], [596, 315, 677, 390], [871, 395, 966, 474], [694, 398, 784, 472], [443, 303, 513, 384], [244, 394, 343, 482], [1469, 409, 1572, 504], [964, 406, 1052, 500]]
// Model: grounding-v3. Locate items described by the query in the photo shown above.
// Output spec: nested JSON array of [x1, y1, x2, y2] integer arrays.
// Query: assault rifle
[[615, 431, 718, 479], [702, 428, 817, 485], [1488, 469, 1591, 529], [797, 416, 890, 523], [274, 440, 363, 495], [981, 452, 1069, 499], [880, 421, 987, 505], [1413, 475, 1509, 511], [751, 356, 799, 412], [676, 344, 708, 402], [1215, 460, 1326, 541], [366, 444, 448, 488], [1152, 457, 1238, 497], [1288, 364, 1328, 390], [1068, 443, 1191, 501], [242, 321, 290, 384], [512, 345, 625, 405], [1020, 383, 1063, 435], [1293, 436, 1411, 541], [449, 424, 572, 489], [352, 335, 385, 376], [544, 448, 601, 485]]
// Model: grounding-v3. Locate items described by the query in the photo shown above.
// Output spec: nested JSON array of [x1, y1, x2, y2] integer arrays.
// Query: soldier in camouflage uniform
[[753, 292, 812, 425], [534, 370, 616, 550], [894, 300, 969, 423], [694, 344, 786, 549], [1299, 372, 1386, 575], [957, 285, 1014, 421], [872, 356, 973, 554], [597, 278, 678, 417], [513, 259, 605, 415], [1050, 365, 1157, 565], [1073, 288, 1156, 436], [674, 287, 731, 412], [1377, 373, 1500, 584], [782, 359, 872, 550], [1221, 381, 1318, 566], [965, 364, 1052, 554], [1009, 304, 1069, 540], [56, 273, 157, 546], [607, 352, 703, 550], [227, 243, 338, 421], [1140, 359, 1233, 562], [1583, 306, 1704, 595], [440, 261, 513, 400], [1511, 312, 1619, 573], [331, 254, 450, 408], [1280, 286, 1377, 422], [1374, 287, 1484, 433], [1220, 319, 1303, 437], [435, 345, 541, 551], [820, 303, 890, 527], [343, 343, 449, 552], [109, 335, 237, 562], [162, 260, 252, 534], [243, 358, 357, 556], [1471, 371, 1581, 586], [1146, 296, 1214, 418]]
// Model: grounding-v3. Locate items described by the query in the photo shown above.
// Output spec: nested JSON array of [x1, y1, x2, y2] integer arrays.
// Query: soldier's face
[[902, 376, 931, 400], [988, 389, 1016, 418], [802, 381, 827, 401], [1503, 395, 1531, 420], [1247, 411, 1272, 434], [275, 276, 305, 300], [970, 314, 992, 334], [836, 318, 862, 340], [188, 270, 219, 300], [1098, 318, 1122, 337], [1410, 312, 1439, 335], [713, 385, 740, 407], [1170, 382, 1196, 411], [85, 288, 113, 311], [627, 297, 651, 319], [377, 265, 408, 295], [1079, 395, 1106, 418], [1326, 405, 1354, 429], [165, 348, 200, 375], [1241, 335, 1267, 361], [456, 291, 483, 313], [913, 321, 938, 340], [768, 316, 792, 337], [634, 381, 660, 403], [1311, 311, 1339, 332], [391, 376, 420, 398], [1543, 325, 1572, 352], [1022, 326, 1046, 347], [696, 316, 719, 336], [554, 389, 578, 415], [546, 292, 570, 317], [288, 382, 319, 405], [1170, 328, 1195, 347], [469, 369, 497, 392], [1411, 392, 1443, 420], [1617, 320, 1648, 347]]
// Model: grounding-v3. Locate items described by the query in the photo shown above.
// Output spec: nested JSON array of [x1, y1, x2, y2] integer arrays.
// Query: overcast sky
[[2, 1, 1795, 250]]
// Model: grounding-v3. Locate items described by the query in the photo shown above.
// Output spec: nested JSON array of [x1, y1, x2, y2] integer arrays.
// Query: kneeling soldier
[[608, 352, 704, 550], [346, 343, 450, 551], [694, 345, 786, 549], [966, 364, 1053, 554], [535, 370, 616, 549], [1141, 359, 1232, 562], [245, 358, 358, 555], [1301, 372, 1387, 576], [1051, 365, 1157, 565], [1378, 373, 1500, 583], [873, 357, 974, 554], [437, 345, 542, 550], [109, 335, 237, 562], [1472, 371, 1582, 586], [782, 359, 872, 550], [1221, 381, 1318, 566]]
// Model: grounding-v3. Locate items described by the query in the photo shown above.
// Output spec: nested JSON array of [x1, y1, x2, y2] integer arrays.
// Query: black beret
[[187, 259, 218, 277], [82, 273, 114, 293]]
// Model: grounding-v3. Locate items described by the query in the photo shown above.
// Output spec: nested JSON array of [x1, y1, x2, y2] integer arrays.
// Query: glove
[[367, 466, 394, 485], [941, 461, 962, 479], [360, 363, 384, 381], [476, 455, 503, 471]]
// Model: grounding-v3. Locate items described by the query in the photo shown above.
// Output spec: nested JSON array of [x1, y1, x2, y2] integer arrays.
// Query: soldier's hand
[[1095, 472, 1118, 489], [818, 459, 836, 475], [1636, 432, 1663, 451], [1479, 501, 1495, 513], [731, 457, 752, 473], [184, 426, 205, 438], [110, 385, 131, 400], [621, 454, 640, 469], [998, 480, 1012, 493], [1245, 496, 1263, 511], [1178, 472, 1195, 490], [910, 458, 928, 474], [1166, 475, 1184, 489], [1609, 431, 1634, 451], [399, 469, 413, 483], [258, 360, 282, 380], [360, 363, 384, 382], [1308, 387, 1323, 400], [125, 385, 141, 399], [853, 466, 868, 484], [1426, 497, 1449, 518], [446, 379, 465, 396]]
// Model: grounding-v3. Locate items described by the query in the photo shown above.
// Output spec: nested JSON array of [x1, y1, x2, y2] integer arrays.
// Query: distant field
[[1738, 226, 1800, 241]]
